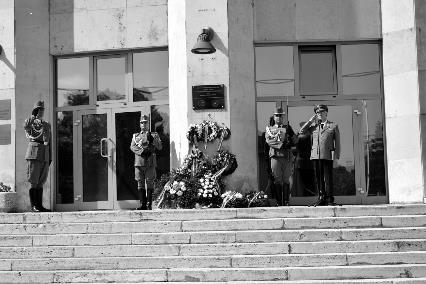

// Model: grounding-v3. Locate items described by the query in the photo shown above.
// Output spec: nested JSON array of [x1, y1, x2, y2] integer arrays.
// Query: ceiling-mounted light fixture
[[191, 27, 216, 54]]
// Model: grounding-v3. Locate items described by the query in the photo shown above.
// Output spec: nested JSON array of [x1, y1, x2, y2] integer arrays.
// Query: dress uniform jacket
[[24, 119, 51, 162], [300, 121, 340, 160], [265, 124, 295, 159], [130, 131, 162, 168]]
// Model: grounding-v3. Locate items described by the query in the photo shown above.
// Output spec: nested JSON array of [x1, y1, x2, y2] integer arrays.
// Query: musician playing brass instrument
[[130, 114, 162, 210]]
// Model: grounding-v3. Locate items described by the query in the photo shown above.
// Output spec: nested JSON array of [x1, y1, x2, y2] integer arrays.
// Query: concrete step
[[0, 215, 425, 235], [1, 205, 425, 224], [0, 215, 424, 236], [0, 264, 425, 282], [0, 239, 424, 258], [0, 228, 425, 247], [3, 252, 426, 271]]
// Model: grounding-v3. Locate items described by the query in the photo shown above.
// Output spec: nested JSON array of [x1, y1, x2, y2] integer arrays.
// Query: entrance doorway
[[56, 105, 170, 211], [257, 99, 387, 205]]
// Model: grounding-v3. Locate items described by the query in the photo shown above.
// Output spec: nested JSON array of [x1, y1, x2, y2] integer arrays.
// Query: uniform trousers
[[312, 159, 333, 198], [27, 160, 49, 188]]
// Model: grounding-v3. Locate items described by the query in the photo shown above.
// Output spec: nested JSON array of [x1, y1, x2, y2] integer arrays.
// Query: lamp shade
[[191, 28, 216, 54], [191, 40, 216, 54]]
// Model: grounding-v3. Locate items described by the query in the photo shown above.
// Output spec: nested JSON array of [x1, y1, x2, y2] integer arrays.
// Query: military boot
[[29, 188, 40, 212], [146, 188, 153, 210], [137, 188, 147, 210], [37, 187, 51, 212], [283, 183, 290, 206]]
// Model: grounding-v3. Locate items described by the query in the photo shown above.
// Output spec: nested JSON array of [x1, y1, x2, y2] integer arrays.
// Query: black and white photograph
[[0, 0, 425, 282]]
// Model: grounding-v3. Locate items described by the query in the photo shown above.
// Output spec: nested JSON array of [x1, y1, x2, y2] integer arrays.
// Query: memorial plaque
[[0, 100, 11, 120], [192, 85, 225, 110], [0, 124, 11, 145]]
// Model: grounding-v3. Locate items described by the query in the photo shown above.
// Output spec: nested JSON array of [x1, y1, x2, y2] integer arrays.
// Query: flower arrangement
[[211, 150, 238, 176], [221, 191, 248, 208], [196, 172, 222, 207], [0, 182, 12, 193], [186, 120, 231, 149], [247, 191, 269, 207]]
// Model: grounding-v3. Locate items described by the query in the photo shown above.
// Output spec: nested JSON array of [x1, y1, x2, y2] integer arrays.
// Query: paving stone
[[235, 229, 342, 243], [86, 221, 182, 234], [290, 240, 426, 254], [0, 271, 53, 283], [182, 219, 284, 232], [231, 254, 346, 267], [341, 227, 426, 241], [0, 246, 74, 258], [179, 242, 289, 256], [287, 264, 426, 281], [283, 217, 382, 229], [347, 251, 426, 265], [33, 234, 132, 246], [189, 231, 236, 244], [236, 207, 335, 219], [334, 205, 426, 217], [0, 235, 32, 247], [167, 268, 288, 282], [12, 256, 231, 271], [131, 232, 190, 245], [130, 209, 237, 221], [73, 244, 179, 257], [381, 215, 426, 227], [0, 214, 24, 224], [53, 269, 167, 282]]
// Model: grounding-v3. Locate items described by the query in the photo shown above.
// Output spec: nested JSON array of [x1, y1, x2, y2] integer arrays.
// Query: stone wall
[[50, 0, 168, 54], [0, 0, 15, 192], [15, 0, 50, 211]]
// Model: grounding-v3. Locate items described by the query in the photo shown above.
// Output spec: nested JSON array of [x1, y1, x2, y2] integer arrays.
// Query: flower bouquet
[[247, 191, 269, 207], [220, 191, 248, 208], [196, 172, 222, 207]]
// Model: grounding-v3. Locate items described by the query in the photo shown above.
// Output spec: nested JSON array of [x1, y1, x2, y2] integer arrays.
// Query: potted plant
[[0, 182, 17, 213]]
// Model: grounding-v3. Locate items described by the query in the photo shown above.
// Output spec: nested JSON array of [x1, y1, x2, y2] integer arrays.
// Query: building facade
[[0, 0, 425, 211]]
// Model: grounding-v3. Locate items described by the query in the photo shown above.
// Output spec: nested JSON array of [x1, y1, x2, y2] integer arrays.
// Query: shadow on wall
[[211, 31, 228, 56], [0, 49, 16, 73]]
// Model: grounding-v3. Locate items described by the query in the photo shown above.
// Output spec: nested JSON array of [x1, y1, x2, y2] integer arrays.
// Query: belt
[[30, 140, 44, 144]]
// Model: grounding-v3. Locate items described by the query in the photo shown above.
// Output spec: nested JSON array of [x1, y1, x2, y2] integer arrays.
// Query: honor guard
[[130, 114, 162, 210], [265, 107, 297, 206], [300, 104, 340, 206], [24, 101, 52, 212]]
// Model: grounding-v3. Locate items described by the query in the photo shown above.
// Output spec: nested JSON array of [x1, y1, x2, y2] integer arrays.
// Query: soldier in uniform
[[130, 114, 162, 210], [265, 107, 296, 206], [300, 104, 340, 206], [24, 101, 52, 212]]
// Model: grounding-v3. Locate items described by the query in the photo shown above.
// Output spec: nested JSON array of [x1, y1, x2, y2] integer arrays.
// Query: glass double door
[[257, 99, 387, 205], [56, 105, 170, 211]]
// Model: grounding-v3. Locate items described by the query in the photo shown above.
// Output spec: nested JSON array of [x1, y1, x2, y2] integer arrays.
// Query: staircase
[[0, 205, 425, 283]]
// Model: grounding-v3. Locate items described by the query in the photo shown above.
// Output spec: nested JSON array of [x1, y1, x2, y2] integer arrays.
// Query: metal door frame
[[73, 108, 114, 211]]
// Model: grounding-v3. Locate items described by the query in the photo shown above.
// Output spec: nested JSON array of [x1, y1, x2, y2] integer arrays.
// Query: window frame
[[254, 40, 383, 101], [54, 47, 169, 112], [297, 45, 338, 97]]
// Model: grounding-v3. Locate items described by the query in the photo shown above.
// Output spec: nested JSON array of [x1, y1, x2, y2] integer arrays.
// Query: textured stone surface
[[73, 244, 179, 258]]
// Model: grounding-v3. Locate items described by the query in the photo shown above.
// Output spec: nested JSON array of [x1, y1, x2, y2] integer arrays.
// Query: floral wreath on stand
[[156, 115, 248, 209]]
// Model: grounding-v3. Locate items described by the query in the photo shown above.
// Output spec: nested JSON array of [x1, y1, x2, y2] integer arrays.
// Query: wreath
[[212, 150, 238, 176], [186, 120, 231, 149]]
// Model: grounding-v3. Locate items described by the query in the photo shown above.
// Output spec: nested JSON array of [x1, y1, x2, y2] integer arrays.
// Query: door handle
[[100, 138, 108, 158], [354, 110, 361, 115]]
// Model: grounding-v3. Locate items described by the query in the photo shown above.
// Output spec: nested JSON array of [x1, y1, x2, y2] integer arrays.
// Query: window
[[255, 46, 294, 97], [341, 44, 381, 96], [96, 57, 126, 101], [133, 51, 169, 102], [299, 46, 337, 96], [56, 57, 90, 107]]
